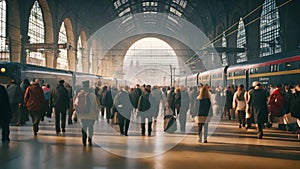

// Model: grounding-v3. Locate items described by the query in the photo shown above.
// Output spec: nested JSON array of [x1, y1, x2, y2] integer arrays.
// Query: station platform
[[1, 113, 300, 169]]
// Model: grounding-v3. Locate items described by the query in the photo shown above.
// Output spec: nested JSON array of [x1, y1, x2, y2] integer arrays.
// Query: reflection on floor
[[1, 113, 300, 169]]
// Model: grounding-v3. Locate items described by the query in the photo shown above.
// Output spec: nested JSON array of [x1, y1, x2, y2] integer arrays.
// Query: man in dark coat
[[130, 84, 142, 112], [7, 80, 22, 125], [137, 85, 153, 136], [248, 81, 268, 139], [102, 86, 113, 123], [0, 85, 12, 142], [290, 84, 300, 120], [50, 80, 70, 134]]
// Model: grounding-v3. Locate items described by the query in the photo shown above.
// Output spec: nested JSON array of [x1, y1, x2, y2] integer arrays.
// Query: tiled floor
[[1, 113, 300, 169]]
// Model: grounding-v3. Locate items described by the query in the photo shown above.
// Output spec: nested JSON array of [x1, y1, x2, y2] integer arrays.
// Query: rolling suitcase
[[164, 114, 177, 133]]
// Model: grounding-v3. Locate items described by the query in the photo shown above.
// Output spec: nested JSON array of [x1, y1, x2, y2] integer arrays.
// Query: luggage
[[164, 114, 177, 133]]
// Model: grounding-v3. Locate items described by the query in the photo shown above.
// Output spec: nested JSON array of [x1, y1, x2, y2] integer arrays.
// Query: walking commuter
[[189, 86, 198, 119], [232, 84, 247, 128], [130, 84, 142, 113], [24, 79, 46, 136], [65, 82, 73, 124], [101, 86, 113, 123], [178, 86, 190, 133], [166, 87, 175, 115], [193, 85, 212, 143], [248, 81, 268, 139], [268, 85, 285, 129], [224, 85, 234, 120], [150, 86, 162, 122], [20, 79, 30, 123], [42, 83, 51, 121], [114, 86, 133, 136], [50, 80, 70, 134], [137, 85, 153, 136], [6, 80, 22, 125], [289, 84, 300, 133], [74, 80, 100, 146], [0, 85, 12, 142]]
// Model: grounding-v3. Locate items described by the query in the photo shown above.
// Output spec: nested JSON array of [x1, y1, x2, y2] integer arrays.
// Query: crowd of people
[[0, 78, 300, 145]]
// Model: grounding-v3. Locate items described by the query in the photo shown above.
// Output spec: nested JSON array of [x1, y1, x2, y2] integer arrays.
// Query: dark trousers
[[140, 117, 152, 135], [29, 110, 42, 133], [238, 110, 246, 126], [54, 108, 67, 132], [67, 108, 73, 124], [0, 120, 10, 141], [81, 119, 95, 144], [118, 113, 130, 135], [198, 123, 209, 142]]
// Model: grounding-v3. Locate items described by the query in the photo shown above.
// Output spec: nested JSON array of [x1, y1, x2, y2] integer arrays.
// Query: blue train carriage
[[0, 62, 72, 88], [226, 50, 300, 90], [199, 67, 224, 88]]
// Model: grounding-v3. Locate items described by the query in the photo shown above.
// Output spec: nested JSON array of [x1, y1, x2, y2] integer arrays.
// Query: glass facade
[[0, 0, 8, 61], [27, 1, 46, 66], [260, 0, 281, 57], [57, 22, 69, 70], [237, 18, 247, 63], [221, 32, 228, 66]]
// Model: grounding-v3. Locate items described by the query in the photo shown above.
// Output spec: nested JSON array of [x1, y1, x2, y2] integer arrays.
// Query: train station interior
[[1, 0, 300, 169]]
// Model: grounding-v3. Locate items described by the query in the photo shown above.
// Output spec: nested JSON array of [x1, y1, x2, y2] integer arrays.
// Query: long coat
[[290, 91, 300, 119], [50, 84, 70, 110], [24, 83, 46, 111], [0, 85, 12, 123], [249, 88, 268, 124]]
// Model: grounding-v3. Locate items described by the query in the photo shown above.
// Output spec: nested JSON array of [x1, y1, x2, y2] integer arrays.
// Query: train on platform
[[176, 50, 300, 89], [0, 62, 131, 93]]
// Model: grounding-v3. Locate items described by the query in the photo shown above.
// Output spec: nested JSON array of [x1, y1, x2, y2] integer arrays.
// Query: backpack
[[74, 91, 90, 114]]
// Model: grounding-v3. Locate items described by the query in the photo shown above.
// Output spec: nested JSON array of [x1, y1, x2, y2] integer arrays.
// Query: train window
[[270, 65, 273, 72]]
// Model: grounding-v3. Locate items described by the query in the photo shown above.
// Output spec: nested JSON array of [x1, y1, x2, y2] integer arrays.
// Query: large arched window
[[0, 0, 8, 61], [237, 18, 247, 63], [123, 37, 179, 85], [76, 36, 83, 72], [27, 0, 45, 66], [260, 0, 281, 57], [221, 32, 228, 66], [57, 22, 69, 70]]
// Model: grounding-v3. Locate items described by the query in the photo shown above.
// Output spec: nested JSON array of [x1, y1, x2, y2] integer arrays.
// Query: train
[[0, 62, 132, 93], [176, 50, 300, 90]]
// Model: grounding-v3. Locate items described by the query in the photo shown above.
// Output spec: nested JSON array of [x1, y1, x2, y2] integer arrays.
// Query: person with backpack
[[232, 84, 247, 128], [50, 80, 70, 134], [74, 80, 100, 146]]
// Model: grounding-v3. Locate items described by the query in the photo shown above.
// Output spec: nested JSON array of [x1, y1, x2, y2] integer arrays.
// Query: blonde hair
[[197, 86, 211, 100]]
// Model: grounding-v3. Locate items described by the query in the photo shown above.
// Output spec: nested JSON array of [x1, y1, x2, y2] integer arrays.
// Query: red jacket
[[268, 88, 284, 117], [24, 83, 46, 111]]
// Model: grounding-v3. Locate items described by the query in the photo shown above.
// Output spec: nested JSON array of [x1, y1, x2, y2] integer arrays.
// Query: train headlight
[[0, 67, 6, 73]]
